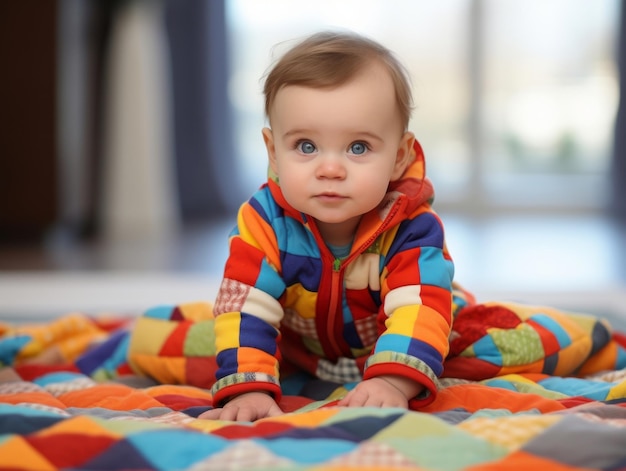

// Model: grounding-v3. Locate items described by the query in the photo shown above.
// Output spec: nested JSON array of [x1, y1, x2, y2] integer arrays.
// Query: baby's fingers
[[338, 389, 368, 407]]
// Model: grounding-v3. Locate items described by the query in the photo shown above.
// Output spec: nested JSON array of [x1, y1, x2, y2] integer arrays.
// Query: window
[[480, 0, 620, 210], [226, 0, 620, 212]]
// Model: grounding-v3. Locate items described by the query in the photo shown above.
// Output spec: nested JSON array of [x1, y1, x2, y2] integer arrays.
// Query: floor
[[1, 212, 626, 328]]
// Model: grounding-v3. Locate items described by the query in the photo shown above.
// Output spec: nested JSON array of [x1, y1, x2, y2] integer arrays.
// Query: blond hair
[[263, 31, 413, 131]]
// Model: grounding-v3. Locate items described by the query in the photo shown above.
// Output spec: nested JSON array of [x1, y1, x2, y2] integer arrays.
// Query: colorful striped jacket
[[211, 140, 455, 407]]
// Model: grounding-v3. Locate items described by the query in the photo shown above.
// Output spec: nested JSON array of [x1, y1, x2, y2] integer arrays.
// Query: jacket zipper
[[325, 261, 343, 358], [316, 204, 401, 360]]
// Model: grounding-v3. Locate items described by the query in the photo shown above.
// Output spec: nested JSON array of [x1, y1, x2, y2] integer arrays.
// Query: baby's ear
[[262, 127, 278, 173], [391, 132, 415, 181]]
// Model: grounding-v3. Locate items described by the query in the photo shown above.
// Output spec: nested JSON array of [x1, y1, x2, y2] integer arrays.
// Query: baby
[[200, 31, 454, 421]]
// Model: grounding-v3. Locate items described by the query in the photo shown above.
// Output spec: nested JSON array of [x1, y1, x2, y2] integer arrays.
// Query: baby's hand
[[337, 375, 422, 409], [199, 392, 283, 422]]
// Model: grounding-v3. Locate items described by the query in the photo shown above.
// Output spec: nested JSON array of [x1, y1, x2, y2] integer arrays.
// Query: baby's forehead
[[269, 82, 404, 136], [268, 57, 409, 131], [271, 66, 401, 115]]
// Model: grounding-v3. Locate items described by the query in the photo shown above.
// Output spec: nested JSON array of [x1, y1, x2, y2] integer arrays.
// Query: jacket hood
[[267, 139, 434, 234]]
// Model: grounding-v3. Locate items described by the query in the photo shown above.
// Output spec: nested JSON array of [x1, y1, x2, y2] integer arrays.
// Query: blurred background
[[1, 0, 625, 322]]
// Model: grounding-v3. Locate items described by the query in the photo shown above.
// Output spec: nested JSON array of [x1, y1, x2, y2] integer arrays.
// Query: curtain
[[611, 1, 626, 221], [64, 0, 241, 241], [164, 0, 243, 222], [100, 0, 179, 241]]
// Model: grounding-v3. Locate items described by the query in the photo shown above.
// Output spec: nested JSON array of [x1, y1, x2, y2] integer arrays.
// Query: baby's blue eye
[[297, 140, 316, 154], [350, 142, 368, 155]]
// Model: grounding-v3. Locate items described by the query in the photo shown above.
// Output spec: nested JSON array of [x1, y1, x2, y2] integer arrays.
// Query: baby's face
[[263, 62, 414, 246]]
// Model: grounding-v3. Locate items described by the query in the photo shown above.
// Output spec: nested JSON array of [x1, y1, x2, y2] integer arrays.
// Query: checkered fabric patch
[[316, 356, 362, 383], [192, 439, 293, 470], [327, 441, 417, 468], [354, 314, 378, 347], [282, 308, 318, 338], [214, 278, 251, 314]]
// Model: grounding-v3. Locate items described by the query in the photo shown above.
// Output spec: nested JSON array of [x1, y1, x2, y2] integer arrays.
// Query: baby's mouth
[[315, 192, 346, 201]]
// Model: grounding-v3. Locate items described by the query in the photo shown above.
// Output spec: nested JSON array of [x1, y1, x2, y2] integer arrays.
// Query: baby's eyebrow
[[282, 129, 384, 143], [352, 131, 384, 143], [282, 129, 312, 138]]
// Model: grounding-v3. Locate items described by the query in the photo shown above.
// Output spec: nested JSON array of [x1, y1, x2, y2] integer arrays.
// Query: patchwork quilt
[[1, 298, 626, 470]]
